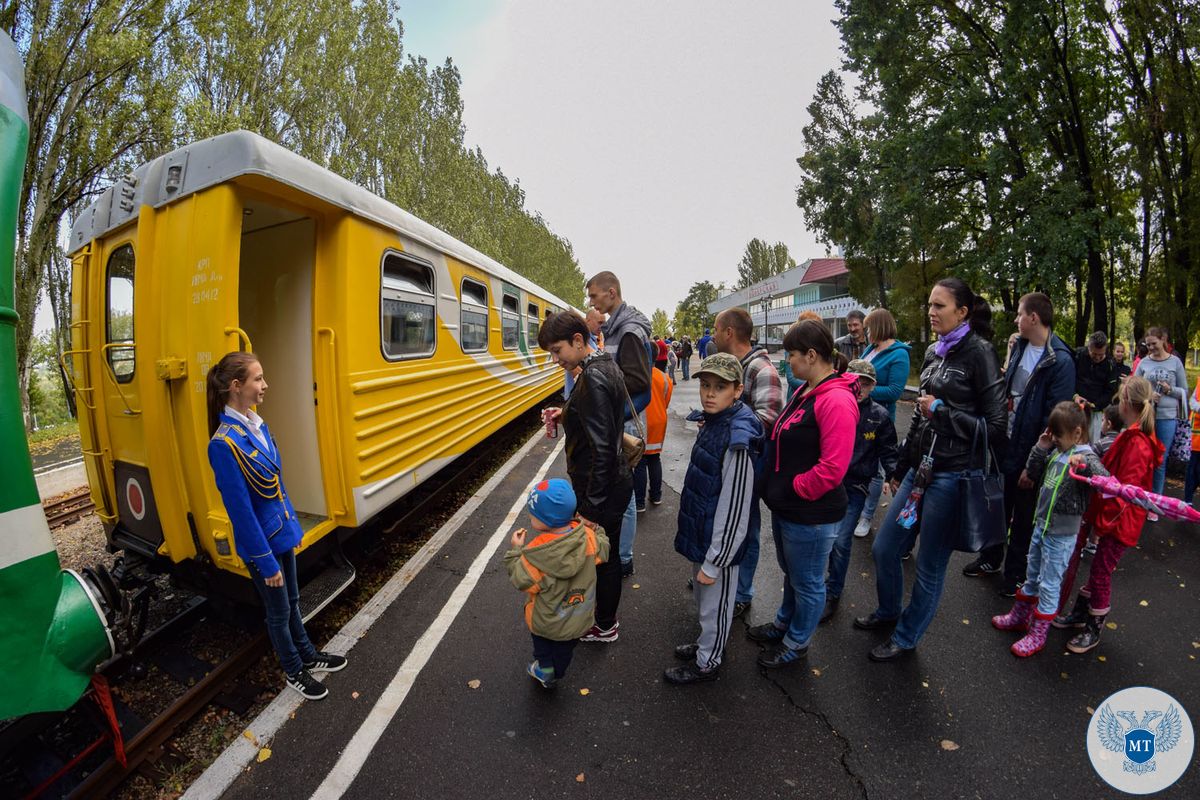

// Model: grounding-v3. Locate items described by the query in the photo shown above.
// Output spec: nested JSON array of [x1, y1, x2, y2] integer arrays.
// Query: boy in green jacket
[[505, 478, 610, 688]]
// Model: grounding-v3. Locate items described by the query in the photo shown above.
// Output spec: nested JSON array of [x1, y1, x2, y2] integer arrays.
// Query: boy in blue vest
[[665, 353, 763, 685]]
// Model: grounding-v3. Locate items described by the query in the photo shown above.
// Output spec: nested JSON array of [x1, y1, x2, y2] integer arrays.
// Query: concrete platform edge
[[181, 429, 549, 800]]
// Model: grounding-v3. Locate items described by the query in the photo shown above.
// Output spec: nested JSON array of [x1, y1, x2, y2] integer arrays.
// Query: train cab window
[[526, 302, 540, 347], [105, 244, 136, 382], [381, 251, 436, 359], [460, 278, 489, 353], [501, 292, 520, 350]]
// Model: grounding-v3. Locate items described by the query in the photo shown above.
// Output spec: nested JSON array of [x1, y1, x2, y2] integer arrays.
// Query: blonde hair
[[1119, 375, 1156, 437]]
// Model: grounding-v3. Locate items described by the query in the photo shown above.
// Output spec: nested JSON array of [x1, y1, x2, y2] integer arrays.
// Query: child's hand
[[1018, 469, 1034, 489], [695, 568, 716, 586], [1036, 427, 1053, 449], [1067, 454, 1087, 469], [510, 528, 527, 548]]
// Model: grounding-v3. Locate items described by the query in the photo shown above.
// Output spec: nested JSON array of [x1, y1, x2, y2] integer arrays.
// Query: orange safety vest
[[645, 368, 673, 454], [1190, 378, 1200, 451]]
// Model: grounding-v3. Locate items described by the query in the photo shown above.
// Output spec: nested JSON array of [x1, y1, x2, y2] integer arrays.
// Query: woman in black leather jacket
[[540, 311, 633, 642], [854, 278, 1007, 661]]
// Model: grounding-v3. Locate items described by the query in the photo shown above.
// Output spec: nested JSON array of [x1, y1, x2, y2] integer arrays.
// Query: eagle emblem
[[1097, 704, 1184, 776]]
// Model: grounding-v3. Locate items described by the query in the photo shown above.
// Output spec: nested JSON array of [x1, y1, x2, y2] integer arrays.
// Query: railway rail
[[43, 489, 95, 528]]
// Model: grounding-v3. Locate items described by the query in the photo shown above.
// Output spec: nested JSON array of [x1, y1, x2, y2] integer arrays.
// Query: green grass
[[28, 419, 79, 446]]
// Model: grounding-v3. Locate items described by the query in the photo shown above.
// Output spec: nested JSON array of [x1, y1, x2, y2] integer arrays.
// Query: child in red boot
[[992, 402, 1107, 657]]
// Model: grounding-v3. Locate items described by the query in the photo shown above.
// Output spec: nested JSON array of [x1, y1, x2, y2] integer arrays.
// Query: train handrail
[[317, 327, 349, 517], [224, 326, 253, 353], [99, 342, 142, 415], [59, 348, 98, 411]]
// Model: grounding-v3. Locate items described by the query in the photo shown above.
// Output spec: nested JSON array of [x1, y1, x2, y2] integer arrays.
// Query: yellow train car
[[65, 130, 567, 602]]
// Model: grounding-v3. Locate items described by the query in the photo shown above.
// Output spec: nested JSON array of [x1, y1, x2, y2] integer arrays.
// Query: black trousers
[[532, 634, 578, 677], [593, 493, 630, 629], [981, 470, 1037, 581]]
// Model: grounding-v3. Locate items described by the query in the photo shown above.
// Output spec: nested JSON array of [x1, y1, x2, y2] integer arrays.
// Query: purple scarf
[[934, 322, 970, 358]]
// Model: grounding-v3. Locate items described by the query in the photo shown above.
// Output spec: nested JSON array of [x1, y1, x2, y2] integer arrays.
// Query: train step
[[300, 549, 356, 623]]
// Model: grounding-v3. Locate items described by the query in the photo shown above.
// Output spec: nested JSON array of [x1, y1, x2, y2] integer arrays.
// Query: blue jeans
[[247, 549, 319, 675], [682, 357, 691, 380], [1185, 451, 1200, 506], [618, 493, 637, 565], [1020, 523, 1076, 615], [860, 468, 884, 523], [871, 468, 961, 650], [1153, 418, 1177, 496], [771, 516, 838, 650], [735, 454, 769, 604], [826, 490, 868, 599], [633, 453, 662, 507]]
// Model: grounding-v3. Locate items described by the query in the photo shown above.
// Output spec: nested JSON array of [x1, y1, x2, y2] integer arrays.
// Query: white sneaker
[[853, 518, 871, 538]]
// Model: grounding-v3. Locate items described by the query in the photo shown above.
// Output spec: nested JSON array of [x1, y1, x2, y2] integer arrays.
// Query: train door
[[236, 199, 327, 532]]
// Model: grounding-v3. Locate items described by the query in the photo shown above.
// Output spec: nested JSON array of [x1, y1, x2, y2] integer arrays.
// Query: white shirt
[[224, 405, 270, 452]]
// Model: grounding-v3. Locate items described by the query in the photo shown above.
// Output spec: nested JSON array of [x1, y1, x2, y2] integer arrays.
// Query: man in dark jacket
[[1073, 331, 1120, 442], [963, 293, 1076, 596], [539, 311, 633, 642], [835, 309, 867, 361]]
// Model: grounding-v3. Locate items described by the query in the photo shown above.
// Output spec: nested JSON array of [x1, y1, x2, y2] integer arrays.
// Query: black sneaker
[[996, 579, 1019, 598], [962, 557, 1002, 577], [757, 642, 808, 668], [674, 643, 700, 661], [664, 662, 719, 685], [303, 652, 348, 673], [621, 560, 635, 579], [746, 622, 785, 643], [286, 669, 329, 700], [732, 600, 751, 619]]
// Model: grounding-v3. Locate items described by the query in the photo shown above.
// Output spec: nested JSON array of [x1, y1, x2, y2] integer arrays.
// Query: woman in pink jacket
[[746, 320, 859, 668]]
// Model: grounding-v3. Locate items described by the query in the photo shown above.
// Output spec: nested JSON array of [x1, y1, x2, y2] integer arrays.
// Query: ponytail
[[206, 352, 259, 435], [1119, 375, 1156, 437], [936, 277, 993, 340]]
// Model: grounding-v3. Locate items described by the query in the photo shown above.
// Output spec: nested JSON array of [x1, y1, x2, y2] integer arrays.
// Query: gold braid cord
[[223, 436, 282, 502]]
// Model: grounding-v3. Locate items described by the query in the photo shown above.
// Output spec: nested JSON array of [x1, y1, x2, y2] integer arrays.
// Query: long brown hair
[[207, 352, 259, 435]]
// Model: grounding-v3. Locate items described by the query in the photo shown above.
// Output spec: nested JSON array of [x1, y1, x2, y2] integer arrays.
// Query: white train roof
[[67, 130, 573, 308]]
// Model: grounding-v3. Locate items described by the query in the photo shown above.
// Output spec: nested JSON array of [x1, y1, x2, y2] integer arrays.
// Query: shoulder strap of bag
[[620, 375, 645, 441]]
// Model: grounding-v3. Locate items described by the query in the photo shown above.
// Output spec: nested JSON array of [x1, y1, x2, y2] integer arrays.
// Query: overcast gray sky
[[401, 0, 845, 316]]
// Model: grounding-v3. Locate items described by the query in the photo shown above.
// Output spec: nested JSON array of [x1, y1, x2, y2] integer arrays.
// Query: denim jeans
[[860, 467, 885, 524], [633, 453, 663, 507], [1185, 451, 1200, 506], [618, 493, 637, 565], [826, 489, 868, 599], [1153, 418, 1177, 496], [246, 549, 319, 675], [871, 468, 962, 650], [531, 634, 577, 678], [735, 453, 770, 604], [771, 516, 838, 650], [682, 357, 691, 381], [1020, 523, 1077, 615]]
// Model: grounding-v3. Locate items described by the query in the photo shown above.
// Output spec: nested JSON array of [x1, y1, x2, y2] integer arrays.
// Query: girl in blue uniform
[[206, 351, 347, 699]]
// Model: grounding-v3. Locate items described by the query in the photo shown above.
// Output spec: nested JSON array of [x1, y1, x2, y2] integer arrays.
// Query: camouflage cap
[[846, 359, 877, 381], [695, 352, 744, 384]]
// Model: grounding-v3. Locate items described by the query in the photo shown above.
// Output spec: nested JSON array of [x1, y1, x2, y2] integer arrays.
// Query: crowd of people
[[506, 271, 1195, 689]]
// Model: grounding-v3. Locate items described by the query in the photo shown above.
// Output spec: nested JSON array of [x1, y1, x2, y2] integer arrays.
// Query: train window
[[526, 302, 540, 347], [105, 244, 135, 382], [381, 251, 436, 360], [501, 293, 520, 350], [460, 278, 489, 353]]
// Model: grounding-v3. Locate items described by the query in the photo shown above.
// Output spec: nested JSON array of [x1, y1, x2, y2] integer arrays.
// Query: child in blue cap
[[505, 478, 610, 688]]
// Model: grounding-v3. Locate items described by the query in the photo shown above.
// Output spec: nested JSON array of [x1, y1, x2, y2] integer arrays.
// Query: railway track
[[9, 407, 547, 799], [43, 488, 95, 528]]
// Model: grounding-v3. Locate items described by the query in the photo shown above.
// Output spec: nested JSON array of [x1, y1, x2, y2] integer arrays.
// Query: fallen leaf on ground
[[352, 691, 360, 699], [576, 773, 586, 783], [632, 584, 641, 589], [921, 681, 929, 688], [940, 740, 959, 751], [1060, 672, 1069, 679], [1086, 706, 1095, 716], [1105, 622, 1117, 630], [256, 748, 272, 763], [1139, 600, 1149, 607], [579, 688, 590, 696], [1097, 655, 1107, 662], [242, 730, 260, 747], [467, 679, 481, 689], [961, 619, 970, 625], [811, 668, 822, 677], [1193, 642, 1200, 649]]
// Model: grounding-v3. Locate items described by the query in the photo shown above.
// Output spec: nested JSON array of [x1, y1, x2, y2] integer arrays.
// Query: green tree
[[736, 238, 795, 289], [673, 281, 722, 337], [650, 308, 670, 339]]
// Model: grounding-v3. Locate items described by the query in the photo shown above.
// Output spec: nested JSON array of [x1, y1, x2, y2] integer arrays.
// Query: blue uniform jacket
[[207, 412, 302, 577]]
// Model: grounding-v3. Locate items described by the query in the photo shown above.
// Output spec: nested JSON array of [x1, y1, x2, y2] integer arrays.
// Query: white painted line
[[308, 437, 565, 800], [33, 457, 85, 476], [181, 430, 554, 800]]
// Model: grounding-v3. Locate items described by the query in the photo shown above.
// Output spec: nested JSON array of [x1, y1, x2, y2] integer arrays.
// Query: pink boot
[[992, 591, 1036, 631], [1011, 612, 1055, 657]]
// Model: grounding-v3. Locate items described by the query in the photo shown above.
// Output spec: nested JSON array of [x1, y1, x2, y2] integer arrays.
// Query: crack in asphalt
[[759, 666, 870, 799]]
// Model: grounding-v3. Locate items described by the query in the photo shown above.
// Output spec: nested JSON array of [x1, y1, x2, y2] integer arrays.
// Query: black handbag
[[955, 418, 1006, 553]]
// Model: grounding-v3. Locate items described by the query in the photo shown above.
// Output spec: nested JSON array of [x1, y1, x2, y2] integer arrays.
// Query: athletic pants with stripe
[[692, 563, 739, 671]]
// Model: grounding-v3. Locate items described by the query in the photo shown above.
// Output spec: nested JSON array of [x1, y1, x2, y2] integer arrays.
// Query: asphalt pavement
[[214, 363, 1198, 800]]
